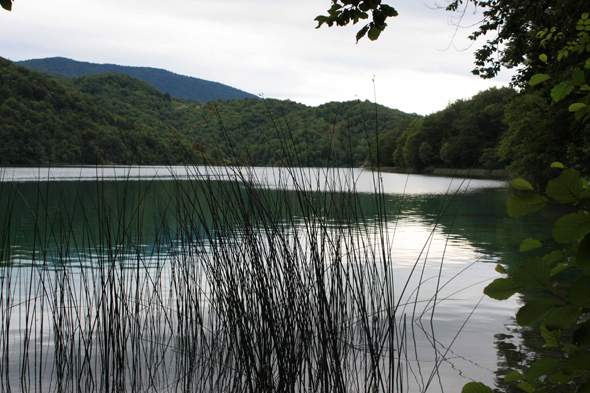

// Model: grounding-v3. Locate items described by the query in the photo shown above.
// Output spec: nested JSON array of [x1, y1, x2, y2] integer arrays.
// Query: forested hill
[[0, 57, 200, 164], [368, 82, 589, 186], [16, 57, 258, 103], [0, 57, 417, 166]]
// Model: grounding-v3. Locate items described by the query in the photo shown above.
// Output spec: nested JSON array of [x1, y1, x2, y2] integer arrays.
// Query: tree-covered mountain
[[16, 57, 259, 103], [0, 57, 203, 165], [0, 57, 417, 167], [12, 55, 583, 180]]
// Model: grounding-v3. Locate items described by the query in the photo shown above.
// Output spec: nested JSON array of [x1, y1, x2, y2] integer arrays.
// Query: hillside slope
[[0, 58, 199, 164], [1, 57, 418, 167], [16, 57, 259, 103]]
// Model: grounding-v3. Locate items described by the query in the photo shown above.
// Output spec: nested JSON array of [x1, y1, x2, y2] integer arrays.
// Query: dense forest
[[369, 85, 589, 186], [17, 57, 259, 103], [0, 57, 415, 167], [3, 54, 588, 182]]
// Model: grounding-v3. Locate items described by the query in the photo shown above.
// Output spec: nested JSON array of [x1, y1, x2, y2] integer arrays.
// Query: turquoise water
[[0, 166, 556, 392]]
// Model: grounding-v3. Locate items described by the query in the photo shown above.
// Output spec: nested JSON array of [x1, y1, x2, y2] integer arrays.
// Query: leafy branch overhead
[[315, 0, 398, 42], [530, 13, 590, 120], [1, 0, 12, 11]]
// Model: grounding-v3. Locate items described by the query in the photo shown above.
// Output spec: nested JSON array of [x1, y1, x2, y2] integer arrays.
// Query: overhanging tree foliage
[[318, 1, 588, 86], [0, 0, 12, 11]]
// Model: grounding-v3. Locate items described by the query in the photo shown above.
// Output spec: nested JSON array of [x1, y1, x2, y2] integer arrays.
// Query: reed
[[0, 101, 475, 392]]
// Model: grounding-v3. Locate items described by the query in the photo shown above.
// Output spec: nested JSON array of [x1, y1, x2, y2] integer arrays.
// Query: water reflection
[[0, 166, 556, 392]]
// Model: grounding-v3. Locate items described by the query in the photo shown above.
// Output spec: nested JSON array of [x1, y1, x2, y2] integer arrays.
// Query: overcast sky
[[1, 0, 514, 115]]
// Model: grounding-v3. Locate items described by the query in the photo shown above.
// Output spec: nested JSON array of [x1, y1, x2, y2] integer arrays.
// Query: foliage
[[1, 57, 416, 167], [0, 57, 199, 165], [469, 164, 590, 392], [17, 57, 258, 103], [315, 0, 398, 42], [510, 11, 590, 185], [499, 92, 585, 188], [0, 0, 11, 11], [463, 12, 590, 393], [366, 116, 414, 166], [530, 12, 590, 121], [375, 87, 515, 170], [318, 1, 587, 87], [446, 0, 588, 86]]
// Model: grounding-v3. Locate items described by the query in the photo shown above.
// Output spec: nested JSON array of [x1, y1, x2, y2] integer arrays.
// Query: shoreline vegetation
[[5, 55, 586, 190], [371, 166, 510, 179]]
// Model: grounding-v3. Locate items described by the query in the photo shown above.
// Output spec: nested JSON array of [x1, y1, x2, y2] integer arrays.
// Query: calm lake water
[[0, 166, 556, 392]]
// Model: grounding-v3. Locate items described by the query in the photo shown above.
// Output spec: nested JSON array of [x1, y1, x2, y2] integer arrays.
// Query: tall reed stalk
[[0, 101, 476, 392]]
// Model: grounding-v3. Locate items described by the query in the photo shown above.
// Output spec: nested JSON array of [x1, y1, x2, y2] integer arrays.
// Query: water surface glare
[[0, 166, 550, 392]]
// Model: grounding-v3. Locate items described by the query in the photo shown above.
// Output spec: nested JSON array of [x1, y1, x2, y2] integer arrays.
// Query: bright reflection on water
[[0, 166, 552, 392], [1, 166, 506, 194]]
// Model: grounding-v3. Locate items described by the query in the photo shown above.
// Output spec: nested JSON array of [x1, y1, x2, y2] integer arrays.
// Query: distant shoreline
[[369, 166, 510, 179]]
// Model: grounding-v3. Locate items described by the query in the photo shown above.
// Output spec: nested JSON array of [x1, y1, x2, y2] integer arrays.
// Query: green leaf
[[512, 257, 551, 289], [355, 25, 369, 42], [461, 382, 493, 393], [544, 305, 581, 330], [527, 358, 560, 381], [543, 250, 564, 266], [562, 353, 590, 375], [505, 371, 525, 382], [575, 107, 588, 120], [551, 82, 575, 102], [512, 178, 535, 191], [553, 213, 590, 243], [516, 382, 534, 393], [568, 276, 590, 307], [540, 324, 561, 347], [495, 264, 507, 274], [546, 169, 583, 204], [529, 74, 551, 86], [516, 299, 555, 326], [562, 344, 579, 354], [520, 238, 542, 252], [573, 320, 590, 346], [367, 24, 383, 41], [539, 54, 548, 63], [314, 15, 328, 28], [0, 0, 11, 11], [507, 194, 548, 217], [372, 9, 386, 25], [484, 278, 521, 300], [551, 162, 565, 169], [570, 103, 588, 112], [548, 371, 570, 384], [571, 69, 586, 86], [577, 233, 590, 269], [379, 4, 398, 17], [550, 264, 569, 277]]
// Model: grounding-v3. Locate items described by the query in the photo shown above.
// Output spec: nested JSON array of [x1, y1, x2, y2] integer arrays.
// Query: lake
[[0, 166, 556, 392]]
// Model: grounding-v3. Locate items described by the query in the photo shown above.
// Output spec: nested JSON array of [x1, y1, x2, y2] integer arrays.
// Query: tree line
[[3, 53, 587, 188], [368, 84, 589, 186], [0, 57, 415, 167]]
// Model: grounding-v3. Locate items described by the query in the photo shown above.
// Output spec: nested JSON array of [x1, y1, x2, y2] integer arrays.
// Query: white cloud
[[1, 0, 513, 115]]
